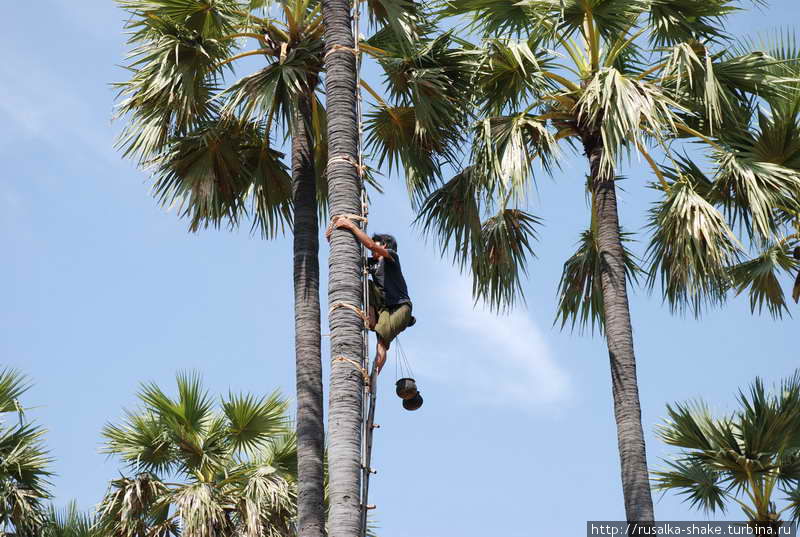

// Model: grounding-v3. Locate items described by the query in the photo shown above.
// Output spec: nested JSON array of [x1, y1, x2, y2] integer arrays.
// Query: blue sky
[[2, 2, 800, 536]]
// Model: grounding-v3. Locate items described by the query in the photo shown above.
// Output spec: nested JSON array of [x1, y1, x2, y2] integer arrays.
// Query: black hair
[[371, 233, 398, 251]]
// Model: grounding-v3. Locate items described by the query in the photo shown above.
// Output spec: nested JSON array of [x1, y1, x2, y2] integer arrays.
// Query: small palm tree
[[416, 0, 800, 522], [654, 371, 800, 531], [0, 369, 53, 537], [97, 372, 297, 537]]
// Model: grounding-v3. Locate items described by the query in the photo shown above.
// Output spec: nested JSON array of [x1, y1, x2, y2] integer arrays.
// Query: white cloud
[[0, 54, 115, 164], [399, 268, 572, 413]]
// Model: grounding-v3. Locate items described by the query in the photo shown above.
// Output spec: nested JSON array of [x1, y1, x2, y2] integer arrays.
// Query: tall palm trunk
[[321, 1, 364, 537], [292, 93, 326, 537], [585, 134, 655, 522]]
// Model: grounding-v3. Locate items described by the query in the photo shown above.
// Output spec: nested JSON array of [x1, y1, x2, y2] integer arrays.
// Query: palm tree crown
[[97, 372, 297, 537], [0, 368, 53, 537], [654, 371, 800, 529], [419, 0, 800, 320]]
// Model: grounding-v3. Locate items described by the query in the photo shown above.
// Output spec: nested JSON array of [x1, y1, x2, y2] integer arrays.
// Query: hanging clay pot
[[395, 378, 418, 400], [402, 392, 423, 411]]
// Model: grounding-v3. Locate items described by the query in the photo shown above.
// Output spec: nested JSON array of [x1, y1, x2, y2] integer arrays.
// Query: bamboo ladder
[[351, 2, 379, 537]]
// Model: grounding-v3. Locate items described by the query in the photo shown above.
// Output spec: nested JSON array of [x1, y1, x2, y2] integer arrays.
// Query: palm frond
[[117, 0, 242, 38], [472, 113, 559, 200], [652, 457, 729, 514], [0, 369, 30, 415], [220, 39, 322, 129], [374, 32, 475, 142], [645, 174, 742, 316], [0, 381, 53, 537], [474, 37, 556, 114], [365, 0, 421, 48], [364, 105, 458, 206], [43, 501, 98, 537], [414, 167, 484, 269], [437, 0, 533, 37], [97, 473, 169, 537], [149, 116, 292, 237], [647, 0, 742, 47], [101, 411, 174, 474], [472, 208, 541, 311], [259, 430, 297, 478], [114, 13, 232, 162], [222, 390, 290, 454], [555, 226, 642, 334], [170, 483, 230, 537], [656, 400, 718, 451], [729, 242, 799, 318], [713, 138, 800, 241], [227, 460, 295, 537], [577, 67, 682, 177]]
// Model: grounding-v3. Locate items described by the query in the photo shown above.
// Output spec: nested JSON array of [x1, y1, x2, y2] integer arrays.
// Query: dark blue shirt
[[370, 249, 411, 308]]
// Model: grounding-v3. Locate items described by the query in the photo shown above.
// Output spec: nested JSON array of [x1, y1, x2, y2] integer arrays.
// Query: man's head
[[371, 233, 398, 251]]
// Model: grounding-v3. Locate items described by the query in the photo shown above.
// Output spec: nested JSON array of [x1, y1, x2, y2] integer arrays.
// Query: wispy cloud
[[400, 268, 572, 413], [0, 54, 117, 165]]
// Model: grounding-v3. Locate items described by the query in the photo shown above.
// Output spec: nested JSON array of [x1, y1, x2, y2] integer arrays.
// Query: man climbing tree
[[327, 216, 415, 376]]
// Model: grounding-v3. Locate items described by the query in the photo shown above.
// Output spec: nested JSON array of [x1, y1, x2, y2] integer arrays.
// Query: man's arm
[[326, 216, 391, 258]]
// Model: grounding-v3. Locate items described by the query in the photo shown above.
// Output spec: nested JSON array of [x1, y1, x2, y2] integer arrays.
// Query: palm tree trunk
[[321, 2, 364, 537], [585, 134, 655, 522], [292, 93, 326, 537]]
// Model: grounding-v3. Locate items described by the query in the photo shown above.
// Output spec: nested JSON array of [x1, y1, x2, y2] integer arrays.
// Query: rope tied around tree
[[329, 154, 366, 176], [330, 301, 370, 329], [325, 213, 368, 238], [331, 356, 371, 388], [324, 43, 359, 60]]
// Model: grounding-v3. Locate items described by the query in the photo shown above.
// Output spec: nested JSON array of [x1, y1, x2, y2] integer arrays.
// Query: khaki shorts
[[369, 281, 412, 348]]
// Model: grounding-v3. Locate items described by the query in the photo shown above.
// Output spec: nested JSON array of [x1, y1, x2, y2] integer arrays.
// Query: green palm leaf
[[472, 208, 541, 311], [222, 390, 290, 453], [646, 173, 742, 316], [414, 166, 484, 269], [730, 242, 799, 318], [0, 369, 31, 415], [647, 0, 744, 47], [114, 10, 232, 162], [556, 226, 642, 334], [43, 502, 99, 537], [150, 117, 292, 237], [652, 457, 729, 514]]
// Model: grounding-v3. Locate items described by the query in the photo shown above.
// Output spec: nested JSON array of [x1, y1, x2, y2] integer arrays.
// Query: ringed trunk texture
[[321, 2, 364, 537], [293, 93, 326, 537], [585, 134, 655, 522]]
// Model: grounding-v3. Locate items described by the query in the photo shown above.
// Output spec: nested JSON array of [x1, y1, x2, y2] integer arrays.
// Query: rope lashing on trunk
[[324, 43, 359, 59], [325, 213, 368, 238], [337, 2, 378, 535], [329, 154, 366, 175], [332, 356, 371, 387], [329, 301, 370, 329]]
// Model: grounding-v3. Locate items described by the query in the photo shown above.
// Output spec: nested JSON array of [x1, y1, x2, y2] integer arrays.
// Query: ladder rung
[[364, 504, 376, 510], [371, 423, 380, 429]]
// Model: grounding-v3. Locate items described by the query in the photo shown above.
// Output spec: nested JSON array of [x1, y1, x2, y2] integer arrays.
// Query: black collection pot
[[402, 392, 423, 411], [395, 378, 418, 400]]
